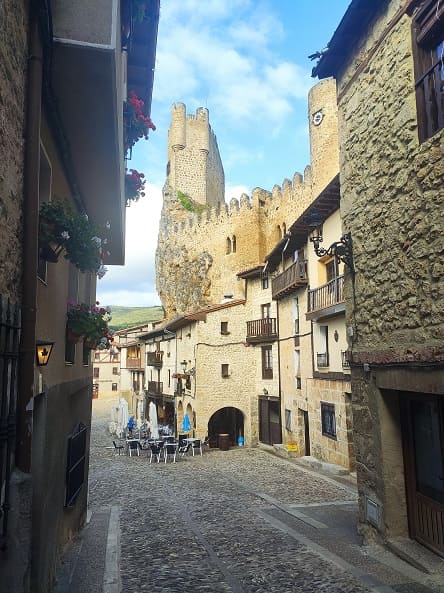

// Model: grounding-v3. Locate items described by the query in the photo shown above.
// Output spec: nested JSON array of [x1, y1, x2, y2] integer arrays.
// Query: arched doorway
[[208, 407, 244, 447]]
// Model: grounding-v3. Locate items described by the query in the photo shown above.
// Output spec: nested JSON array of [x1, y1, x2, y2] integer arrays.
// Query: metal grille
[[65, 423, 87, 507], [0, 297, 21, 547]]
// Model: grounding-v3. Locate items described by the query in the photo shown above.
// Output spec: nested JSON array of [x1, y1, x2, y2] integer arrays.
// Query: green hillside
[[108, 306, 164, 331]]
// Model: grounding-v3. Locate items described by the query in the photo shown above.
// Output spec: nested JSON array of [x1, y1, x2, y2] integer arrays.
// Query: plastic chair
[[177, 442, 191, 457], [191, 439, 203, 456], [164, 442, 178, 463], [127, 440, 140, 457], [149, 442, 164, 463], [113, 441, 124, 455]]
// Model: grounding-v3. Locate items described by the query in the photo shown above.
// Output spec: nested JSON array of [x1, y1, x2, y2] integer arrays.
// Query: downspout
[[276, 299, 283, 444], [16, 13, 43, 473]]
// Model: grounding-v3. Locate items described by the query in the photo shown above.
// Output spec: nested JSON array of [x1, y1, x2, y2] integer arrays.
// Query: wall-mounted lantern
[[36, 340, 55, 366]]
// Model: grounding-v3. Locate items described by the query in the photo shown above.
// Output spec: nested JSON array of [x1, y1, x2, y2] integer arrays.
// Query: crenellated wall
[[157, 79, 340, 318]]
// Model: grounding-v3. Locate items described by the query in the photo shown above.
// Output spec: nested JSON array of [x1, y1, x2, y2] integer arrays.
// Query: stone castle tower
[[156, 79, 339, 318]]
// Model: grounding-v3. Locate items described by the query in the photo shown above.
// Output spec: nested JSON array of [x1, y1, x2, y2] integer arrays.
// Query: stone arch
[[207, 406, 244, 448]]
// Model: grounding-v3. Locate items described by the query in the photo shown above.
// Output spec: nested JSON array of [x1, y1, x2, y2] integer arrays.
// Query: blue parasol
[[182, 413, 191, 432]]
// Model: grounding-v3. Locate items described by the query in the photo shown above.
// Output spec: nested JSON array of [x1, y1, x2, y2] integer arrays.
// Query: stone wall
[[0, 0, 27, 303], [338, 10, 444, 359], [334, 2, 444, 541]]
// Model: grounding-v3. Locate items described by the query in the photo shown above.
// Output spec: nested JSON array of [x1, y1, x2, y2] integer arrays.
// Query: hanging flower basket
[[66, 302, 114, 349], [124, 91, 156, 155], [125, 168, 146, 205], [39, 201, 110, 277]]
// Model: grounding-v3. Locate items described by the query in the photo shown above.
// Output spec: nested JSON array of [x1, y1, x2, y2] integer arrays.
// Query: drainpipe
[[276, 299, 283, 443], [16, 15, 43, 472]]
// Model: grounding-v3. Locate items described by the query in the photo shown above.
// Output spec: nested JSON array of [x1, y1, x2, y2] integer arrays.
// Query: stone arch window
[[232, 235, 237, 253], [226, 237, 232, 254]]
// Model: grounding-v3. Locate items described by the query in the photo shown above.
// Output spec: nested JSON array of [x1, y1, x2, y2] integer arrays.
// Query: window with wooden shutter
[[262, 346, 273, 379], [411, 0, 444, 141]]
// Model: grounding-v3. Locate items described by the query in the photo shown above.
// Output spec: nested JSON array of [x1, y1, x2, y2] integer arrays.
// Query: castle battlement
[[157, 78, 340, 317]]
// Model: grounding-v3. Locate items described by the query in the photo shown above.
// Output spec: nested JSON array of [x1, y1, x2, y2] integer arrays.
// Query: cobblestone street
[[71, 400, 443, 593]]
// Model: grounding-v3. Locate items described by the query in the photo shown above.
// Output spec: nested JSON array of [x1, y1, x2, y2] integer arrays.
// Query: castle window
[[412, 0, 444, 142], [232, 235, 236, 253], [226, 237, 231, 254], [221, 364, 230, 377]]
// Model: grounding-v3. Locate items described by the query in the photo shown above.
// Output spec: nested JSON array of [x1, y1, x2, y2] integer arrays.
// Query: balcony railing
[[272, 260, 308, 300], [146, 351, 164, 367], [126, 358, 141, 369], [307, 275, 345, 313], [246, 318, 278, 343], [147, 381, 163, 395], [341, 350, 351, 369], [317, 353, 329, 368]]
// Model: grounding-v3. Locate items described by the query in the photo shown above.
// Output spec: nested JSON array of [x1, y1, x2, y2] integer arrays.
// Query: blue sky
[[97, 0, 350, 307]]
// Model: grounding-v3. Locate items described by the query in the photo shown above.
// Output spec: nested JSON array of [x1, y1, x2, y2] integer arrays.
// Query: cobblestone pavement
[[87, 400, 443, 593]]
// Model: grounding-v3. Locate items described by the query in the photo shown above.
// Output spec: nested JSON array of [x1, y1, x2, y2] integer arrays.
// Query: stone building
[[0, 2, 159, 591], [314, 0, 444, 558], [154, 79, 355, 468]]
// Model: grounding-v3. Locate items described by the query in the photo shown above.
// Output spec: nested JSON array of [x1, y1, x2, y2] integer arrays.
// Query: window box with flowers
[[39, 201, 109, 278], [125, 168, 146, 205], [123, 91, 156, 156], [66, 302, 114, 350]]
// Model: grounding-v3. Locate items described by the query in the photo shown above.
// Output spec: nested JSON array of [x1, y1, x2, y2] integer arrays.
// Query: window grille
[[321, 402, 336, 439]]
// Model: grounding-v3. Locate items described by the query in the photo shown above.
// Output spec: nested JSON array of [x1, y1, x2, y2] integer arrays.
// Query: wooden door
[[402, 393, 444, 557]]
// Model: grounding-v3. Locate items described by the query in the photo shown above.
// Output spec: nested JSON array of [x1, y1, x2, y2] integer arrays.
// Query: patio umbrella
[[116, 398, 129, 438], [136, 398, 144, 429], [149, 401, 159, 439], [182, 413, 191, 433]]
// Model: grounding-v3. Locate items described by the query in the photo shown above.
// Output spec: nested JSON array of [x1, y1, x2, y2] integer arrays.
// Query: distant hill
[[108, 306, 164, 331]]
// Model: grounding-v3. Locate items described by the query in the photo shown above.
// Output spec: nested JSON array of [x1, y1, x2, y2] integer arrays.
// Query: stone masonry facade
[[0, 0, 28, 303]]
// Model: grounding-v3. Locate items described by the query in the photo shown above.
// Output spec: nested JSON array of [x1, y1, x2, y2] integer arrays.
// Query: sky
[[97, 0, 351, 308]]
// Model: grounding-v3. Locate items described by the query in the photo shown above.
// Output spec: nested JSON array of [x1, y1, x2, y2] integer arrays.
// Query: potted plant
[[66, 302, 114, 349], [39, 201, 109, 277], [125, 168, 146, 205], [123, 91, 156, 155]]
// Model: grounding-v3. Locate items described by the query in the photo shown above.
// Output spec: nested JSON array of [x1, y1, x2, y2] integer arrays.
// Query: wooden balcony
[[306, 275, 345, 320], [272, 260, 308, 300], [147, 381, 163, 395], [146, 351, 164, 367], [246, 318, 278, 343], [126, 358, 141, 369]]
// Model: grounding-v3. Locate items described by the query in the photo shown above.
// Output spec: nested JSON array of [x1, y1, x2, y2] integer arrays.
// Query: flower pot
[[84, 338, 98, 350], [66, 329, 82, 343], [40, 243, 60, 263]]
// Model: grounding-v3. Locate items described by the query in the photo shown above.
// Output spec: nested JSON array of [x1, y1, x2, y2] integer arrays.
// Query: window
[[261, 275, 269, 289], [220, 321, 229, 335], [112, 367, 119, 375], [317, 326, 329, 368], [226, 237, 232, 254], [285, 409, 292, 431], [412, 0, 444, 141], [326, 258, 338, 283], [93, 367, 99, 378], [232, 235, 237, 253], [293, 297, 300, 346], [294, 350, 300, 384], [261, 303, 271, 318], [112, 383, 118, 391], [321, 402, 336, 439], [262, 346, 273, 379], [221, 364, 230, 377]]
